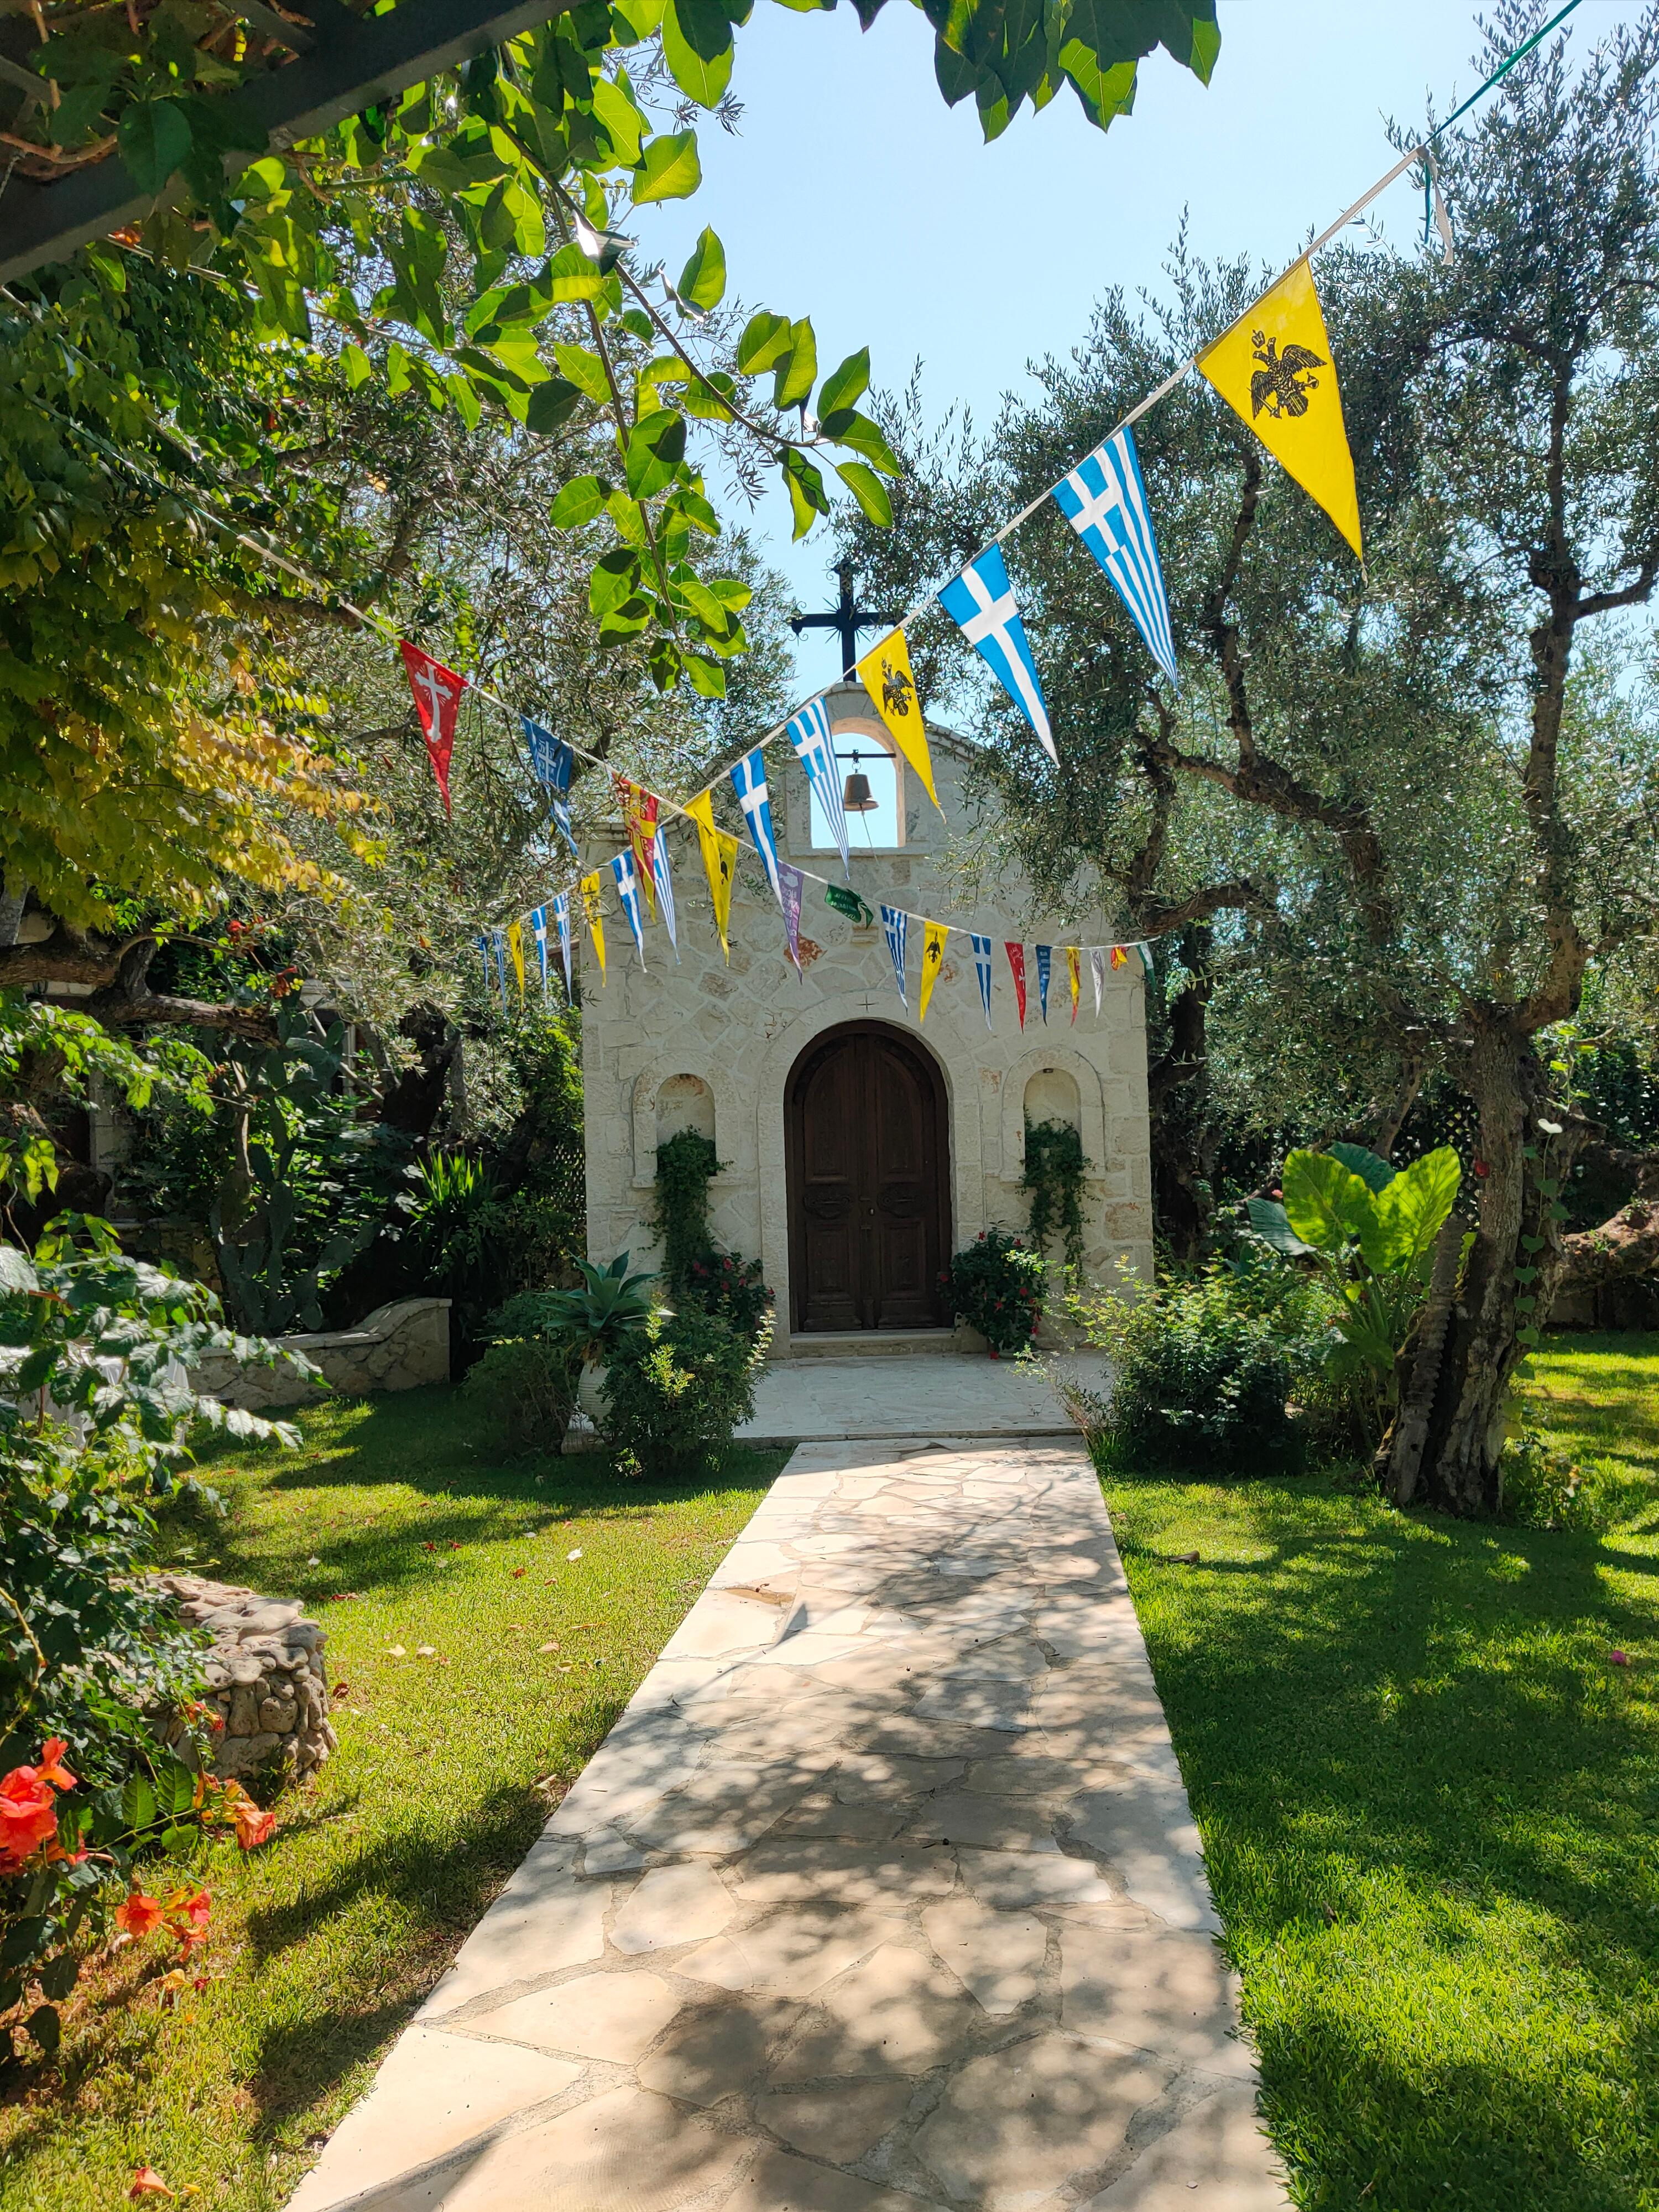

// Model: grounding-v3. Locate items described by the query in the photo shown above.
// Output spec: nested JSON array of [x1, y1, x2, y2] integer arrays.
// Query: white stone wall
[[188, 1297, 451, 1409], [581, 686, 1153, 1353]]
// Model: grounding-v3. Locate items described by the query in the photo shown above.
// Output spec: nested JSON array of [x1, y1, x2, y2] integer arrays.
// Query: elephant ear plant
[[1249, 1144, 1465, 1447]]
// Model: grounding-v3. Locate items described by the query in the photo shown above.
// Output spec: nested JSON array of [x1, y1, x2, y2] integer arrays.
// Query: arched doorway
[[786, 1022, 951, 1333]]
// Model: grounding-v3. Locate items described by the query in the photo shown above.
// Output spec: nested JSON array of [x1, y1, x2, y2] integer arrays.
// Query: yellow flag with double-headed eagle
[[1197, 257, 1362, 560], [855, 628, 940, 813], [686, 790, 738, 959], [917, 919, 948, 1024], [506, 918, 526, 1001], [580, 871, 606, 980]]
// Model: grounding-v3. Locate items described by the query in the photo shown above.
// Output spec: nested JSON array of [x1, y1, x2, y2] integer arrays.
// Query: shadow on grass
[[1100, 1444, 1659, 2211]]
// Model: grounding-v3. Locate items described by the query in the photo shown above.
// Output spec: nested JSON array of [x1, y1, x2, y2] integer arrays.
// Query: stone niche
[[1024, 1065, 1083, 1135], [154, 1573, 335, 1782]]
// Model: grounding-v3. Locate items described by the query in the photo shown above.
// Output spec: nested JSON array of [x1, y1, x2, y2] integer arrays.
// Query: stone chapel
[[580, 681, 1154, 1355]]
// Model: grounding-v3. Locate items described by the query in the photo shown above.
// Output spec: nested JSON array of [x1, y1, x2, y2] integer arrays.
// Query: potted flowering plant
[[940, 1230, 1047, 1356]]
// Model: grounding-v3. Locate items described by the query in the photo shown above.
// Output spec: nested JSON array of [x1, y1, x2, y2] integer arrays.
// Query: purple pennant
[[779, 862, 805, 974]]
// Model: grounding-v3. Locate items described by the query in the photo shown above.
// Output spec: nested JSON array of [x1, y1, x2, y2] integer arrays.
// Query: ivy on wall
[[651, 1129, 723, 1289], [1020, 1117, 1089, 1276]]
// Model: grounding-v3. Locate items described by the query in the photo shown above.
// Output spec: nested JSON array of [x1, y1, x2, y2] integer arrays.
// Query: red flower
[[116, 1888, 165, 1938], [0, 1760, 65, 1872], [232, 1799, 276, 1850], [128, 2169, 175, 2200], [36, 1738, 76, 1790]]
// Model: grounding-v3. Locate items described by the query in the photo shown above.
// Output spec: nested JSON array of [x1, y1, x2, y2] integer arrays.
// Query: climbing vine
[[1020, 1119, 1089, 1275], [651, 1130, 722, 1290]]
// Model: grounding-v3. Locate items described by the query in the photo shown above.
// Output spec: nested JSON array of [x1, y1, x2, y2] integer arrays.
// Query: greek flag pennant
[[971, 933, 994, 1029], [552, 893, 573, 995], [881, 904, 910, 1008], [730, 749, 784, 904], [1035, 943, 1052, 1023], [610, 851, 646, 966], [521, 717, 577, 854], [1005, 941, 1027, 1030], [787, 698, 851, 877], [937, 546, 1055, 764], [1052, 426, 1178, 687], [651, 826, 679, 958], [779, 862, 805, 973], [530, 905, 550, 995]]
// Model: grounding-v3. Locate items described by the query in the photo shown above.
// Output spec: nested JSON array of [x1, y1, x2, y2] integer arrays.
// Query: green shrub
[[1073, 1266, 1301, 1473], [942, 1229, 1046, 1354], [461, 1303, 578, 1453], [1020, 1118, 1088, 1274], [1499, 1426, 1605, 1532], [682, 1249, 773, 1343], [602, 1305, 764, 1480], [651, 1130, 723, 1289]]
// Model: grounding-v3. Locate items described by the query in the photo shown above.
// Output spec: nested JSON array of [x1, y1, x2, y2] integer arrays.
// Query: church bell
[[842, 753, 877, 812]]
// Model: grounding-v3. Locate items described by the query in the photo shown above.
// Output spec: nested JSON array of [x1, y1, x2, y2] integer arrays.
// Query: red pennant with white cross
[[399, 641, 466, 813]]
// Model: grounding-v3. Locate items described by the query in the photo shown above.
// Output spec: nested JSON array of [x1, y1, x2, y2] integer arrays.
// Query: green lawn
[[0, 1387, 784, 2212], [1098, 1332, 1659, 2212]]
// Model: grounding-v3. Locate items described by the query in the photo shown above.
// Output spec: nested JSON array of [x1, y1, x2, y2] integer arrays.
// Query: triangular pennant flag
[[1091, 946, 1105, 1015], [400, 641, 465, 812], [787, 698, 851, 877], [651, 826, 678, 958], [611, 851, 647, 966], [686, 790, 739, 959], [971, 933, 994, 1029], [1067, 945, 1081, 1024], [580, 871, 607, 980], [937, 546, 1054, 763], [523, 718, 578, 855], [1005, 942, 1027, 1030], [826, 883, 874, 928], [613, 777, 659, 919], [881, 905, 910, 1008], [779, 862, 805, 973], [1137, 942, 1156, 983], [491, 927, 510, 1006], [1197, 257, 1363, 559], [476, 933, 493, 995], [918, 919, 948, 1024], [552, 892, 573, 995], [1111, 944, 1130, 969], [729, 750, 783, 903], [855, 629, 940, 811], [506, 918, 526, 1002], [1035, 944, 1052, 1023], [1052, 426, 1179, 687], [530, 905, 550, 997]]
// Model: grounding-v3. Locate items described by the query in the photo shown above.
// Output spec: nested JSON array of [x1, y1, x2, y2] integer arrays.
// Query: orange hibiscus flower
[[231, 1799, 276, 1850], [116, 1888, 165, 1938], [0, 1765, 62, 1874]]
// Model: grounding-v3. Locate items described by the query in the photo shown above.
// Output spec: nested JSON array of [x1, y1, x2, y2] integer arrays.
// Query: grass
[[0, 1385, 785, 2212], [1095, 1332, 1659, 2212]]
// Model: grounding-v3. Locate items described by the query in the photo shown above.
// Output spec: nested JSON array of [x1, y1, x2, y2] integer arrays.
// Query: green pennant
[[825, 884, 874, 928]]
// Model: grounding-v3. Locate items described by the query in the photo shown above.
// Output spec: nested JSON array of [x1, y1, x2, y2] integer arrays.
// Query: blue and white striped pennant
[[522, 717, 578, 855], [530, 905, 550, 997], [881, 904, 909, 1009], [491, 927, 510, 1007], [610, 851, 647, 966], [476, 933, 493, 997], [651, 825, 679, 958], [937, 546, 1055, 763], [552, 892, 573, 996], [971, 933, 994, 1029], [1051, 426, 1178, 687], [1035, 943, 1052, 1024], [729, 748, 783, 905], [786, 697, 851, 877]]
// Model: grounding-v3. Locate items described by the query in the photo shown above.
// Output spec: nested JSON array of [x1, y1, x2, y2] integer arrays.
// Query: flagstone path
[[288, 1433, 1289, 2212]]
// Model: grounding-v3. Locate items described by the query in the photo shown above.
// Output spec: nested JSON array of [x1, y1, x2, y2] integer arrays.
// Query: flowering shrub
[[683, 1250, 774, 1345], [942, 1230, 1046, 1355]]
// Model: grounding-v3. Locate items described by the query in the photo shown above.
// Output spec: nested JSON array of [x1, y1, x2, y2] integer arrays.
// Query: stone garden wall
[[154, 1573, 335, 1782], [189, 1296, 450, 1410]]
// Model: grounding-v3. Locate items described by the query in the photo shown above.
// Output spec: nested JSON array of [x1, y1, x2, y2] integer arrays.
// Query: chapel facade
[[579, 682, 1153, 1354]]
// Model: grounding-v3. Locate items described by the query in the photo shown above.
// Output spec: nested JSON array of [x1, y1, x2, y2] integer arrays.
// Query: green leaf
[[683, 651, 728, 697], [661, 0, 734, 106], [817, 346, 870, 419], [589, 545, 643, 618], [612, 0, 666, 40], [0, 1246, 39, 1295], [631, 129, 702, 205], [625, 409, 687, 498], [341, 342, 373, 388], [774, 317, 817, 410], [552, 342, 612, 403], [833, 458, 893, 525], [737, 311, 792, 374], [1329, 1142, 1396, 1193], [24, 2005, 59, 2058], [818, 406, 902, 474], [552, 475, 609, 526], [118, 100, 192, 195], [781, 447, 829, 540], [677, 226, 727, 311], [591, 74, 645, 165], [1282, 1149, 1375, 1259], [1362, 1145, 1460, 1274], [526, 378, 585, 435], [544, 240, 611, 302]]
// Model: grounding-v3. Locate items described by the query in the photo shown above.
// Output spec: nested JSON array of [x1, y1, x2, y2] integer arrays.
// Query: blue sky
[[631, 0, 1642, 690]]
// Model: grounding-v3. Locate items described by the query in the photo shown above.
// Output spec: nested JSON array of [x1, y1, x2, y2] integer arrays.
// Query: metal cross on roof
[[790, 561, 899, 679]]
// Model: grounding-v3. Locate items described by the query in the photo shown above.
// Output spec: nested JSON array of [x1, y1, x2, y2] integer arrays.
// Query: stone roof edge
[[819, 679, 978, 768]]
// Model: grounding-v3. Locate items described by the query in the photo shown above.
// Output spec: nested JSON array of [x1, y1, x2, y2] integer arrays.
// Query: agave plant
[[538, 1253, 660, 1370]]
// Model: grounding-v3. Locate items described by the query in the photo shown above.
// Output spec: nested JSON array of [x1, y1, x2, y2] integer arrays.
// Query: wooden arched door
[[786, 1023, 951, 1333]]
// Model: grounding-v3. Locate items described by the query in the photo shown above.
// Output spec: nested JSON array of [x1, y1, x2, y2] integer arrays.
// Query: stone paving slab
[[738, 1355, 1111, 1444], [287, 1437, 1288, 2212]]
